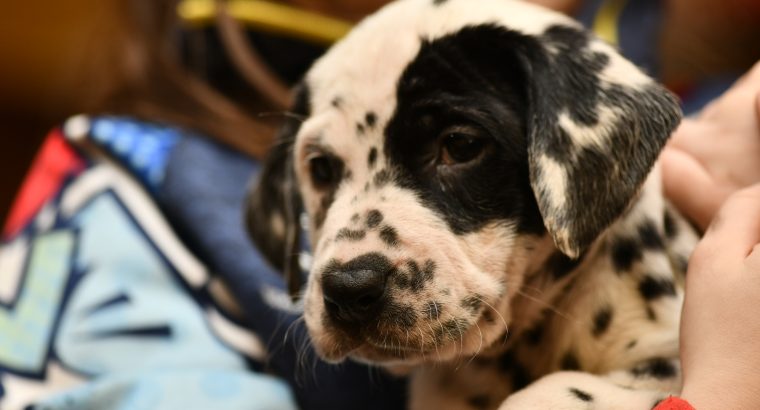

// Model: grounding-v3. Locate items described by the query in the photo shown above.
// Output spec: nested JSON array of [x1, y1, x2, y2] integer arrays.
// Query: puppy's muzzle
[[321, 256, 391, 325]]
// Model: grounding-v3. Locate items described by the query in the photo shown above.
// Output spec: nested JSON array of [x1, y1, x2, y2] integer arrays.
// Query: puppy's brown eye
[[441, 133, 487, 165], [309, 156, 341, 189]]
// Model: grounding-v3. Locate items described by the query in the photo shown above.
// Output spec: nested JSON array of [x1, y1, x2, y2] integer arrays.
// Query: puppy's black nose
[[322, 268, 387, 324]]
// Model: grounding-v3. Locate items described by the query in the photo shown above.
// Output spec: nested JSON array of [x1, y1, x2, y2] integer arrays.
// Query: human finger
[[700, 184, 760, 260], [661, 148, 727, 231]]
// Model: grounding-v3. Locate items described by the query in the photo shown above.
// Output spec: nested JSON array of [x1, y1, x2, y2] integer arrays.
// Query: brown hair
[[83, 0, 291, 159]]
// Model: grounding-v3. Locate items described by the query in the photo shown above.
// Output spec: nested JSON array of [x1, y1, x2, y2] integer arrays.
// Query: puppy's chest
[[523, 254, 684, 368], [411, 193, 698, 409]]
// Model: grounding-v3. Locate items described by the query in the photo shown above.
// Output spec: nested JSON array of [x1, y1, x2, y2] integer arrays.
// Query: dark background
[[0, 0, 108, 223]]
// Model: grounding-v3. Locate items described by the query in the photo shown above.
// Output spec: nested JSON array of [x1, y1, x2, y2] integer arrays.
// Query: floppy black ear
[[246, 84, 310, 297], [519, 25, 681, 258]]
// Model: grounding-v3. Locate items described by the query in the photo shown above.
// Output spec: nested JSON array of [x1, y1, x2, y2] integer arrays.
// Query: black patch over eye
[[309, 155, 343, 189], [440, 131, 488, 165]]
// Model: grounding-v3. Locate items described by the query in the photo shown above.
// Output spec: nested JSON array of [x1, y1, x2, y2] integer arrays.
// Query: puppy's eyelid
[[302, 141, 335, 159], [438, 124, 482, 136]]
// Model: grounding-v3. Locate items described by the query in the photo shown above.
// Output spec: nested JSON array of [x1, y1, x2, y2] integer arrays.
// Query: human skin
[[662, 62, 760, 409], [661, 62, 760, 231], [678, 184, 760, 410]]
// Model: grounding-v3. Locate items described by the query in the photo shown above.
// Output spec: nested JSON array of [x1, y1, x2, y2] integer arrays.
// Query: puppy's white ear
[[521, 25, 681, 257], [246, 84, 309, 297]]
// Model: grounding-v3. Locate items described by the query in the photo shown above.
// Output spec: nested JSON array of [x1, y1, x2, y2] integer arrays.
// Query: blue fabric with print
[[0, 119, 298, 410], [90, 117, 180, 192]]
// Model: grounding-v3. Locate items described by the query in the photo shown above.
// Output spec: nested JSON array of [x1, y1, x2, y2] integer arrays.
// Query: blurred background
[[1, 0, 759, 224], [0, 0, 387, 223], [0, 1, 104, 222]]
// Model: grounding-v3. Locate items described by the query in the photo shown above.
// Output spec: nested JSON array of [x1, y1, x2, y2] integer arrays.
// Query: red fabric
[[653, 396, 696, 410], [2, 130, 85, 239]]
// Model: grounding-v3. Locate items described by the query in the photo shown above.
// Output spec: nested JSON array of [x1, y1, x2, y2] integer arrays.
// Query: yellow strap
[[591, 0, 628, 46], [178, 0, 353, 45]]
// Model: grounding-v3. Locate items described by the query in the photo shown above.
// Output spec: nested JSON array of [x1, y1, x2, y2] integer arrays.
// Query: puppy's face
[[249, 0, 681, 365]]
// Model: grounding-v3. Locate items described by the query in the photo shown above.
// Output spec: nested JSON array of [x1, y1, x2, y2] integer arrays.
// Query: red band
[[653, 396, 696, 410], [2, 130, 85, 239]]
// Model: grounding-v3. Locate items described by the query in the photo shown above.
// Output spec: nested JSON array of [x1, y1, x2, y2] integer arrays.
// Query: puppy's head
[[248, 0, 680, 365]]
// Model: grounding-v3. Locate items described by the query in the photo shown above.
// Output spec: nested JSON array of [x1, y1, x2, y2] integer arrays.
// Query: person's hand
[[679, 184, 760, 409], [662, 62, 760, 231]]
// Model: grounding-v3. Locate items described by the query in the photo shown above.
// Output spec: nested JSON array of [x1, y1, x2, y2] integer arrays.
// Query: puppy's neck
[[501, 165, 673, 353]]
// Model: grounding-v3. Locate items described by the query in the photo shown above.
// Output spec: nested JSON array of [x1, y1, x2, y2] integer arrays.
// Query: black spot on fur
[[461, 295, 482, 314], [663, 210, 678, 239], [366, 209, 383, 228], [432, 0, 449, 5], [350, 213, 360, 224], [313, 192, 335, 229], [368, 147, 378, 169], [331, 96, 343, 108], [499, 352, 532, 390], [407, 261, 422, 291], [560, 351, 581, 371], [356, 122, 366, 135], [511, 365, 531, 390], [569, 387, 593, 402], [336, 228, 366, 242], [373, 169, 392, 187], [392, 303, 418, 328], [592, 305, 613, 338], [611, 237, 642, 273], [379, 225, 400, 247], [343, 169, 353, 181], [393, 269, 410, 290], [408, 259, 435, 292], [639, 275, 676, 300], [422, 260, 436, 280], [436, 318, 469, 342], [365, 112, 377, 128], [546, 251, 583, 280], [423, 301, 442, 320], [482, 310, 495, 323], [676, 255, 689, 276], [467, 395, 490, 409], [498, 351, 517, 373], [646, 306, 657, 321], [524, 324, 544, 345], [626, 340, 637, 349], [638, 220, 665, 250], [631, 358, 677, 380]]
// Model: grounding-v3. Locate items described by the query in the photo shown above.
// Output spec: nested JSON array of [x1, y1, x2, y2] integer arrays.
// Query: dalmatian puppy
[[247, 0, 699, 408]]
